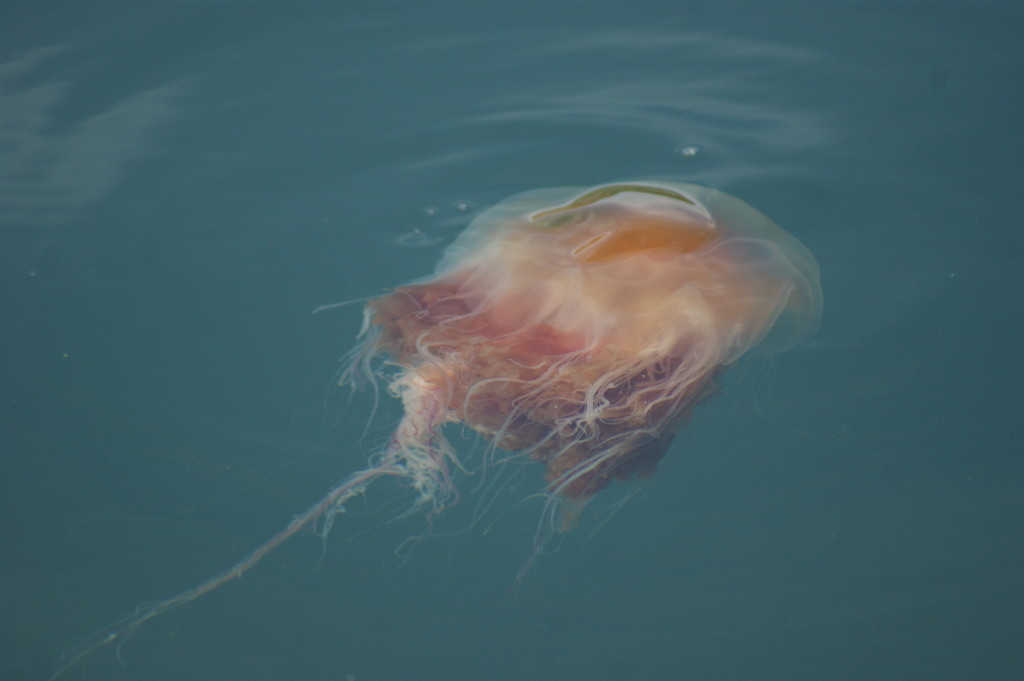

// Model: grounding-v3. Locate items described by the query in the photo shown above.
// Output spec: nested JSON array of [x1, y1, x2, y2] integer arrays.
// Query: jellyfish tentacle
[[385, 368, 460, 512], [47, 463, 400, 681]]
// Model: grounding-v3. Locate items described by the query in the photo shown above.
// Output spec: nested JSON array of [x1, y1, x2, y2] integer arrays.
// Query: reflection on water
[[0, 46, 183, 226], [463, 31, 834, 187]]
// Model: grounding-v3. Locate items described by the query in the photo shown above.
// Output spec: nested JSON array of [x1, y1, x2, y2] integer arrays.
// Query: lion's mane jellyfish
[[51, 180, 820, 679], [358, 181, 821, 520]]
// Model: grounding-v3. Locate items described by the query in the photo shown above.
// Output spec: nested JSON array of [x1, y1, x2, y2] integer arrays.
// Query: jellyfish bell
[[358, 180, 822, 511], [49, 180, 821, 679]]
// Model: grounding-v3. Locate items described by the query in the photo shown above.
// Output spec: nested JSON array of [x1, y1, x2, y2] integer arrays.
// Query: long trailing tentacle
[[49, 371, 458, 681]]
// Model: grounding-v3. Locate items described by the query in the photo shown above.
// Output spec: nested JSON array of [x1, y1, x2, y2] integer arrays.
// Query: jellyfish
[[50, 180, 821, 678]]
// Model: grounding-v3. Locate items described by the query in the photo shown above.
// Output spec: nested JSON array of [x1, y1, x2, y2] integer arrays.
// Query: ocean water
[[1, 2, 1020, 680]]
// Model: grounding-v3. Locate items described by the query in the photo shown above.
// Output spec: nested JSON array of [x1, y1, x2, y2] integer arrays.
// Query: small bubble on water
[[676, 144, 702, 159], [395, 228, 442, 248]]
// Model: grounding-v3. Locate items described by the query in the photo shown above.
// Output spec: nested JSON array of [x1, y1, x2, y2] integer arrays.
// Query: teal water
[[1, 2, 1020, 680]]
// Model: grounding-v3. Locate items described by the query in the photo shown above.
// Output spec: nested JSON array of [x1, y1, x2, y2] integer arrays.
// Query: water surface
[[1, 2, 1020, 680]]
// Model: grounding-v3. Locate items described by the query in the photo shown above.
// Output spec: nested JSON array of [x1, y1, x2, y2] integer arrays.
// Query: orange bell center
[[570, 217, 716, 263]]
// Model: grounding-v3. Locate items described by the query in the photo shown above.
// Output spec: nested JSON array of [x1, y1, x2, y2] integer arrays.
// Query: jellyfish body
[[355, 180, 821, 507], [50, 181, 821, 678]]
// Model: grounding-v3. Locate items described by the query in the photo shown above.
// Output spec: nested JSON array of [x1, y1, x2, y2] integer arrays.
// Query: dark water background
[[1, 2, 1021, 680]]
